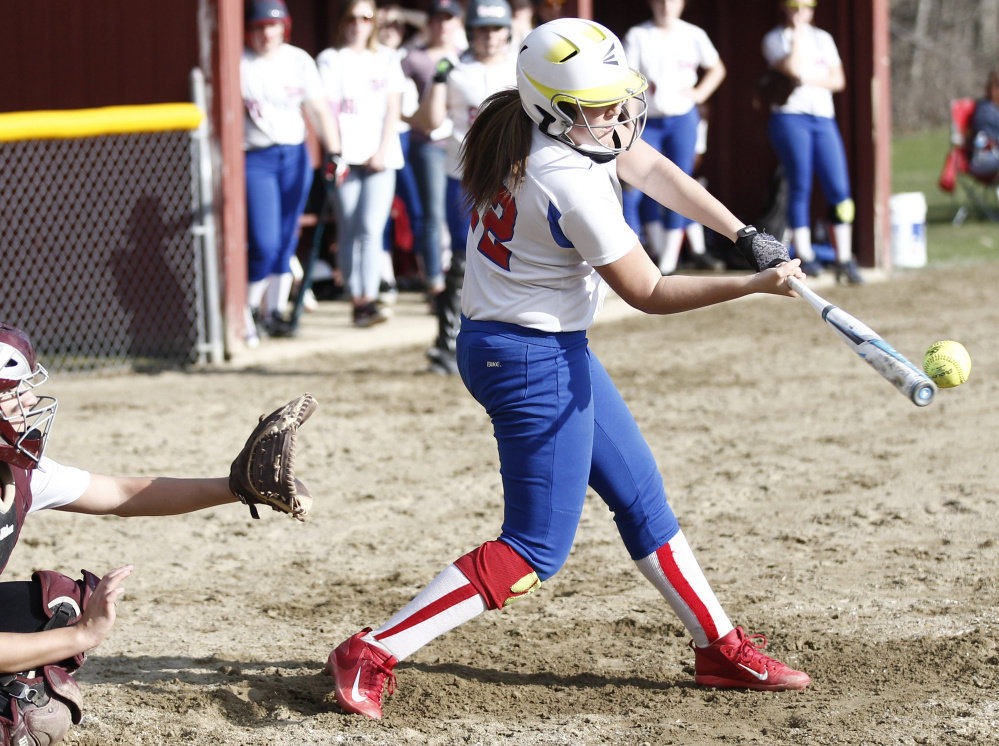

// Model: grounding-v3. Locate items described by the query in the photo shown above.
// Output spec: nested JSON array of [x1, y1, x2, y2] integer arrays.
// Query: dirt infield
[[11, 261, 998, 746]]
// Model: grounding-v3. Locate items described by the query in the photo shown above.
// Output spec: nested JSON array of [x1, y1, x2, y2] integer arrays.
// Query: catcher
[[0, 321, 316, 746]]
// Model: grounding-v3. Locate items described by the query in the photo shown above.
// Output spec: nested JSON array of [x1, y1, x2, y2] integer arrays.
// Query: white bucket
[[889, 192, 928, 268]]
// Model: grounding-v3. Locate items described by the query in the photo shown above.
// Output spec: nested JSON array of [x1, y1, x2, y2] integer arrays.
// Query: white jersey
[[624, 19, 720, 118], [444, 50, 518, 177], [317, 45, 406, 169], [241, 44, 325, 150], [762, 24, 841, 118], [27, 456, 90, 514], [462, 129, 638, 332]]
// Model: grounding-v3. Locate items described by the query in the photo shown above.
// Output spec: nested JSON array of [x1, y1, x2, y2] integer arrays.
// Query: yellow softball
[[923, 341, 971, 388]]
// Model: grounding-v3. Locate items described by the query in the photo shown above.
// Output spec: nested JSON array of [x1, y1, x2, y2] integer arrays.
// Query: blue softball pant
[[767, 112, 852, 229], [625, 108, 700, 231], [245, 143, 313, 283], [456, 318, 680, 581]]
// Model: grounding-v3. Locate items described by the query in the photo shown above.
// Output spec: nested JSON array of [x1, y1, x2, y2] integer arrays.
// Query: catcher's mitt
[[229, 393, 318, 521]]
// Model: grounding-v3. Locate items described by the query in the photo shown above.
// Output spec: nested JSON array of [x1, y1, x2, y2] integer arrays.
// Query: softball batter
[[325, 18, 809, 720]]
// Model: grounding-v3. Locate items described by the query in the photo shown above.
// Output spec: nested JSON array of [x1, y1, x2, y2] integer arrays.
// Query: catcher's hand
[[229, 393, 318, 521], [735, 225, 791, 272]]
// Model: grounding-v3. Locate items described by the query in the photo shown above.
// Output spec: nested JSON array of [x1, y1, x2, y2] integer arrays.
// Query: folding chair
[[938, 97, 999, 225]]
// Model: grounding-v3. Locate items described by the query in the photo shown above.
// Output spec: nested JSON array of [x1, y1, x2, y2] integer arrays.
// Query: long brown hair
[[459, 88, 535, 214]]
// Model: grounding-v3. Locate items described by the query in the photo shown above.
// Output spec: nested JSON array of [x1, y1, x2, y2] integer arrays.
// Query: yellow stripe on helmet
[[524, 69, 648, 108]]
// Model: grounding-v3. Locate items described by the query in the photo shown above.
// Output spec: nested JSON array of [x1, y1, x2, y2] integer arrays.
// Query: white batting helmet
[[517, 18, 648, 159]]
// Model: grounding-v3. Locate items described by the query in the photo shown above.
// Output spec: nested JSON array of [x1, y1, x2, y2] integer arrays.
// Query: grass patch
[[892, 128, 999, 264]]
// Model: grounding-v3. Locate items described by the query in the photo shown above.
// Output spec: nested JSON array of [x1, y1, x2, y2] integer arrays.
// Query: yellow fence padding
[[0, 103, 203, 142]]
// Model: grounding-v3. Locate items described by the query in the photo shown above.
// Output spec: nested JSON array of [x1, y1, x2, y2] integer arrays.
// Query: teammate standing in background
[[241, 0, 341, 343], [762, 0, 863, 284], [400, 0, 465, 305], [323, 18, 810, 721], [409, 0, 518, 375], [0, 323, 313, 744], [624, 0, 727, 275], [318, 0, 407, 327]]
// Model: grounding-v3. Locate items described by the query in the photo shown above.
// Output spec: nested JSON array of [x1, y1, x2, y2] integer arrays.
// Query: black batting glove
[[735, 225, 791, 271], [433, 58, 454, 84]]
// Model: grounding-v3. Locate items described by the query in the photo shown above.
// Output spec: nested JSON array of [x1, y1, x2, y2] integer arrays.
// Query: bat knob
[[911, 381, 936, 407]]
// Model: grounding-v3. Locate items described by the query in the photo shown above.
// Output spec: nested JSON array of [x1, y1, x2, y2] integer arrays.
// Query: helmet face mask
[[0, 324, 58, 470], [554, 93, 648, 158], [517, 18, 648, 160]]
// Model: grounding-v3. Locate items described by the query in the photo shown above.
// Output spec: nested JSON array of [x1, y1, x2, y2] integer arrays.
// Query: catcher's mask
[[0, 323, 58, 470], [517, 18, 648, 163]]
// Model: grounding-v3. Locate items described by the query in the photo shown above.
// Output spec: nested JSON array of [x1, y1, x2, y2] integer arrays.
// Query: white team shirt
[[444, 50, 517, 177], [317, 45, 406, 169], [762, 24, 841, 118], [462, 130, 638, 332], [241, 44, 326, 150], [27, 457, 90, 514], [624, 19, 720, 118]]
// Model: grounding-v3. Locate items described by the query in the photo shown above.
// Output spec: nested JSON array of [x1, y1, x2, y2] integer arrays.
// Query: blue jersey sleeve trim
[[547, 202, 574, 249]]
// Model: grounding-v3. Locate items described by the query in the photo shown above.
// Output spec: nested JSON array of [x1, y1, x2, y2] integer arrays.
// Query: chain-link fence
[[0, 104, 216, 374]]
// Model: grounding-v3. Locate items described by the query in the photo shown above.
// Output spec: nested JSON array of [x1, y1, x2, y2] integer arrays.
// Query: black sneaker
[[834, 259, 865, 285], [799, 260, 823, 277], [353, 303, 390, 328], [687, 251, 725, 271], [265, 311, 298, 338]]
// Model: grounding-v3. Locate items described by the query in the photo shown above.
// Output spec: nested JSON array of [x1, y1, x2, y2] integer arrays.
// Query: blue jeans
[[768, 112, 851, 229], [245, 143, 313, 282], [384, 131, 424, 264], [335, 166, 397, 299], [410, 140, 448, 287], [457, 318, 679, 580]]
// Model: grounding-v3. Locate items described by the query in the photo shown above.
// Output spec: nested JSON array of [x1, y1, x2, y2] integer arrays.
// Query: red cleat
[[324, 628, 398, 718], [693, 627, 810, 691]]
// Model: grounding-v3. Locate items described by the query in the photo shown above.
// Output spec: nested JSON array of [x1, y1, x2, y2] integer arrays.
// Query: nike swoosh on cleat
[[737, 663, 769, 681], [351, 669, 366, 702]]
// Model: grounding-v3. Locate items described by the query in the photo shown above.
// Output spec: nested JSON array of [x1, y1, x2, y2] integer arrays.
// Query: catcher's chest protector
[[0, 462, 32, 576]]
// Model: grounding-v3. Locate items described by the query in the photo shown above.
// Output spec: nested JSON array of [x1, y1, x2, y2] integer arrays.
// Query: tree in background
[[891, 0, 999, 131]]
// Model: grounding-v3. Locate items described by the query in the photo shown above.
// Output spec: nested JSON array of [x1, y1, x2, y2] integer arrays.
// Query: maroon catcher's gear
[[0, 323, 58, 471], [31, 569, 100, 671], [0, 665, 83, 746], [453, 539, 540, 610], [0, 462, 31, 575], [0, 569, 96, 746]]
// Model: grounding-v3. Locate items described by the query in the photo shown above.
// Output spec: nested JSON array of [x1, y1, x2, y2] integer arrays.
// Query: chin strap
[[545, 128, 623, 164]]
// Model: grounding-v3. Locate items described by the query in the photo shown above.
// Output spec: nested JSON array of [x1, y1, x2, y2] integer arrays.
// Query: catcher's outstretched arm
[[64, 475, 234, 516]]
